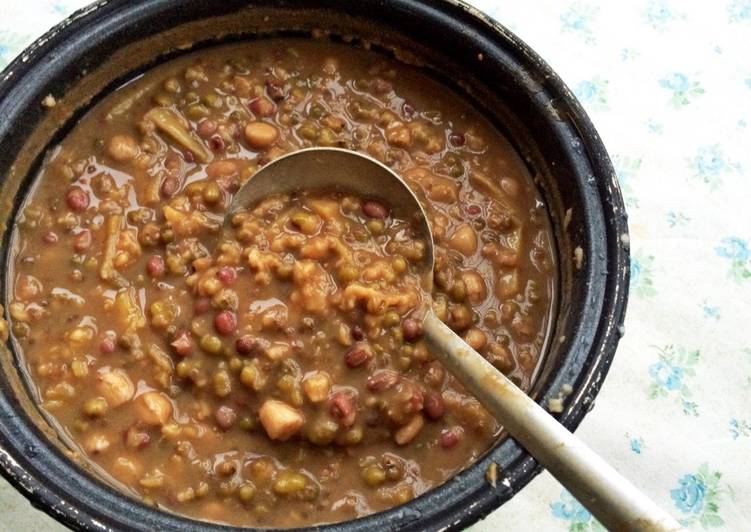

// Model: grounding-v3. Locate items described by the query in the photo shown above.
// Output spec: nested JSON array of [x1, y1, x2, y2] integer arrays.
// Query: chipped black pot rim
[[0, 1, 629, 531]]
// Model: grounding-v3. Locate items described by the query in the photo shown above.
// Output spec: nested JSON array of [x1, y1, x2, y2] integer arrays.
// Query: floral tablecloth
[[1, 1, 749, 530]]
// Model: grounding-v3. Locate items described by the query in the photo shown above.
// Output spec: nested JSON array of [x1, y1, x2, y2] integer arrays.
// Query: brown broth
[[7, 39, 556, 527]]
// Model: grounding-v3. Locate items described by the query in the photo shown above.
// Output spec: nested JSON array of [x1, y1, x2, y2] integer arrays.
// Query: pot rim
[[0, 1, 629, 530]]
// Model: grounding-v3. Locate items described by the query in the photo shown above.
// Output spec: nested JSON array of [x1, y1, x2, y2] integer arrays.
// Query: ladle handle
[[422, 312, 682, 532]]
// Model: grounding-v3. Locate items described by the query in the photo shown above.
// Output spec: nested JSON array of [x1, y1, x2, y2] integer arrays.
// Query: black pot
[[0, 1, 629, 530]]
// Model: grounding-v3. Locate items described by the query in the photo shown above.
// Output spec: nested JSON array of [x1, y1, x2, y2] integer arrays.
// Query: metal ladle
[[228, 147, 682, 531]]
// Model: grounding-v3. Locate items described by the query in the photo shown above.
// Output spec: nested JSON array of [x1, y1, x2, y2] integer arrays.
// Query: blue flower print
[[659, 73, 705, 107], [48, 0, 72, 16], [745, 77, 751, 90], [666, 211, 690, 227], [689, 145, 740, 188], [671, 474, 706, 515], [647, 119, 664, 134], [632, 259, 641, 280], [699, 300, 720, 320], [619, 48, 638, 61], [696, 147, 723, 174], [560, 4, 598, 43], [670, 465, 726, 528], [715, 237, 751, 282], [576, 80, 597, 100], [550, 490, 606, 531], [560, 8, 587, 31], [551, 491, 589, 522], [715, 236, 750, 262], [647, 345, 699, 415], [574, 77, 609, 112], [661, 72, 689, 92], [729, 418, 750, 439], [644, 0, 678, 29], [728, 0, 751, 22], [649, 361, 683, 391], [629, 437, 644, 454]]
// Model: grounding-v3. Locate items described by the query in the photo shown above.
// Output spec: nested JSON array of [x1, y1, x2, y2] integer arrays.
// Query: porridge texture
[[8, 40, 555, 526]]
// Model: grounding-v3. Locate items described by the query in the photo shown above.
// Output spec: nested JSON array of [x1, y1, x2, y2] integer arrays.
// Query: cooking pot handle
[[424, 311, 683, 532]]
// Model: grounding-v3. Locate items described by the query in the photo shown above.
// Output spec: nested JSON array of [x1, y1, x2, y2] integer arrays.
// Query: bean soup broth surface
[[7, 39, 556, 527]]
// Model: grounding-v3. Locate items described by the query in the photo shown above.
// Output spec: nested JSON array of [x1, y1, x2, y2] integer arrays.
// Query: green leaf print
[[659, 73, 705, 108]]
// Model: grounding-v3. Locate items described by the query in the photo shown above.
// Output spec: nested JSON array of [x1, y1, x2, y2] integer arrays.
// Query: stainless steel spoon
[[228, 147, 682, 531]]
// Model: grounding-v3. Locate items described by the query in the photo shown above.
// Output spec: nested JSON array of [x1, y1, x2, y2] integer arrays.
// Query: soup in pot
[[6, 39, 555, 527]]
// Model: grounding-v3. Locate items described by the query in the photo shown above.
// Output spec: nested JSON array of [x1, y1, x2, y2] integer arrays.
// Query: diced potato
[[385, 122, 412, 148], [133, 391, 174, 425], [340, 283, 419, 316], [258, 399, 304, 441], [302, 372, 331, 403], [447, 224, 478, 256], [299, 235, 352, 263], [291, 260, 336, 314], [66, 326, 95, 348], [96, 368, 135, 407], [361, 260, 396, 283], [461, 271, 487, 304], [497, 270, 520, 299], [85, 433, 111, 454], [163, 200, 214, 237], [306, 198, 340, 221], [264, 343, 291, 362]]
